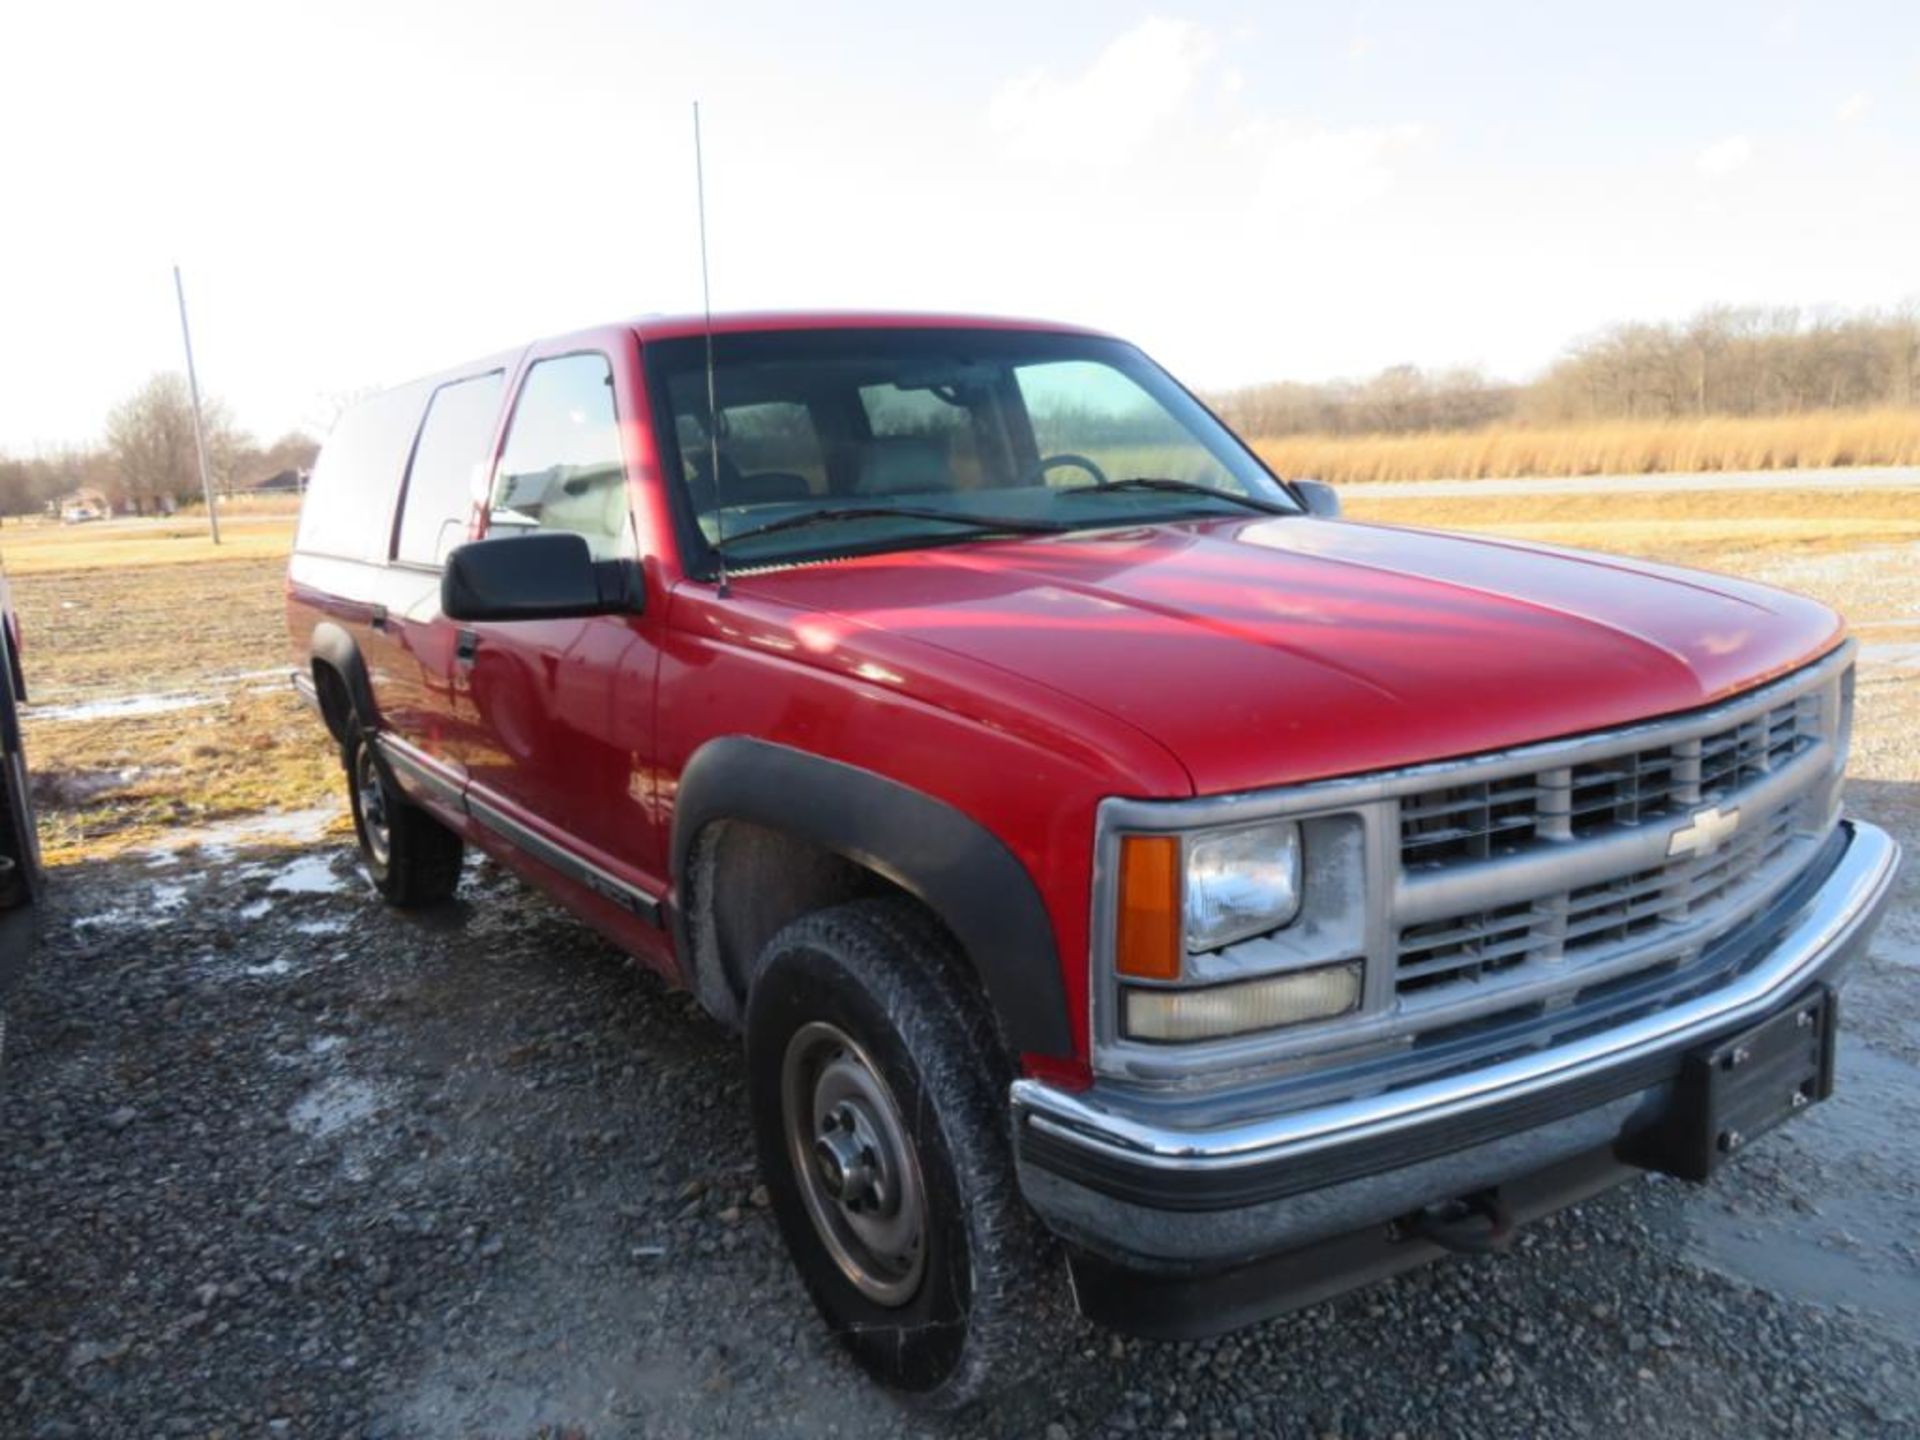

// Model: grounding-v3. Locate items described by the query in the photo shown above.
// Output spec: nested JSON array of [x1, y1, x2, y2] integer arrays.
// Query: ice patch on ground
[[29, 692, 217, 724], [144, 805, 343, 861], [238, 898, 274, 921], [288, 1076, 387, 1138], [71, 880, 192, 931], [268, 854, 348, 896], [71, 906, 149, 932], [293, 917, 349, 937]]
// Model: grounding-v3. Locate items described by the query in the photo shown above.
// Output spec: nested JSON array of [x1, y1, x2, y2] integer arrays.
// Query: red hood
[[730, 516, 1844, 796]]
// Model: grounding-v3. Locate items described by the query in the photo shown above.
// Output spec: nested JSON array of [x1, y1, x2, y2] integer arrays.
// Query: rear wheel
[[344, 724, 463, 906], [745, 899, 1058, 1408]]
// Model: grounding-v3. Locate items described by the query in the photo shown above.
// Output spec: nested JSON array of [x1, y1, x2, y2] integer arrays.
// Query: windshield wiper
[[1057, 477, 1297, 516], [710, 504, 1071, 554]]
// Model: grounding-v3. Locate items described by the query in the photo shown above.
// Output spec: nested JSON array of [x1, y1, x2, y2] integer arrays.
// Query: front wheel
[[343, 724, 463, 907], [745, 900, 1058, 1409]]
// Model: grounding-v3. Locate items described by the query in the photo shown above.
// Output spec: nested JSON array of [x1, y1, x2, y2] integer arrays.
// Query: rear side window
[[393, 372, 505, 566], [297, 381, 432, 560], [490, 353, 630, 559]]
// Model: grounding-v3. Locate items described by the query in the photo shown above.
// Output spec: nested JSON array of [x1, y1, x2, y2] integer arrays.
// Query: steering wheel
[[1019, 452, 1110, 489]]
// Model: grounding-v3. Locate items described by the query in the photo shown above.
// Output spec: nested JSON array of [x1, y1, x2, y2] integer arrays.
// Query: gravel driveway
[[3, 563, 1917, 1438]]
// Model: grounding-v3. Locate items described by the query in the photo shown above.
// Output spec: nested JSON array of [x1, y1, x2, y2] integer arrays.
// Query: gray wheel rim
[[354, 744, 392, 869], [781, 1020, 928, 1306]]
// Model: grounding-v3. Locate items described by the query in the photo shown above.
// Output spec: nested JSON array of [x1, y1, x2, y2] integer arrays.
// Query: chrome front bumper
[[1012, 819, 1901, 1270]]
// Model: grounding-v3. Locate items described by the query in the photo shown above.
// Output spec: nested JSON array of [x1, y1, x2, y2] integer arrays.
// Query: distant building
[[248, 468, 308, 495], [57, 488, 111, 523]]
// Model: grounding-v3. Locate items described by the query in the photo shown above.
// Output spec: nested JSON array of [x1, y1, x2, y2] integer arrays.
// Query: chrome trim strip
[[467, 789, 664, 927], [374, 732, 466, 812], [374, 730, 663, 926], [1025, 820, 1898, 1171]]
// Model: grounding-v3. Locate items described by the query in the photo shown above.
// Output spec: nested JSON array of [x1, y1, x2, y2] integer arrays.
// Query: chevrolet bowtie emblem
[[1668, 803, 1741, 859]]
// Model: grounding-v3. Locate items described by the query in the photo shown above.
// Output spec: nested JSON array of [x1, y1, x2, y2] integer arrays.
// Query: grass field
[[6, 538, 338, 864], [0, 515, 297, 575], [1340, 485, 1920, 566], [1252, 408, 1920, 484], [4, 481, 1915, 865]]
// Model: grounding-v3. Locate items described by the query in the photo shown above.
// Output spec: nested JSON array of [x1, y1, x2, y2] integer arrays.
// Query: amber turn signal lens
[[1116, 834, 1182, 981]]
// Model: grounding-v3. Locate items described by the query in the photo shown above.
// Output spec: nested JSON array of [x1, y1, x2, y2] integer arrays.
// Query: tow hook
[[1391, 1188, 1515, 1255]]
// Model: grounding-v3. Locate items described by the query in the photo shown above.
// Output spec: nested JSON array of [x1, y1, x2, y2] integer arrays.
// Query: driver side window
[[490, 353, 632, 559]]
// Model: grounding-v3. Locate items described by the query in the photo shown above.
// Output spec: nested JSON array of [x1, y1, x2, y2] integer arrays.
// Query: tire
[[745, 898, 1059, 1409], [344, 723, 463, 907]]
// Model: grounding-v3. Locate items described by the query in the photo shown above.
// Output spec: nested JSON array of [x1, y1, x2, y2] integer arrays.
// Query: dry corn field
[[1253, 408, 1920, 484]]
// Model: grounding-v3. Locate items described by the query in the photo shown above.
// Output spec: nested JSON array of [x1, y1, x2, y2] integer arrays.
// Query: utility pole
[[173, 264, 221, 544]]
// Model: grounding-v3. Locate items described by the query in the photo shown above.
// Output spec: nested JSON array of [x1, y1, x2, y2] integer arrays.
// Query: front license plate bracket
[[1624, 986, 1836, 1183]]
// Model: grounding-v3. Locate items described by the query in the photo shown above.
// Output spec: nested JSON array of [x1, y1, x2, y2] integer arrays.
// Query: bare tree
[[103, 373, 246, 513]]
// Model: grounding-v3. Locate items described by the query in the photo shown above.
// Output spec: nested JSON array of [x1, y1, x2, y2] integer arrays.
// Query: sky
[[3, 0, 1917, 453]]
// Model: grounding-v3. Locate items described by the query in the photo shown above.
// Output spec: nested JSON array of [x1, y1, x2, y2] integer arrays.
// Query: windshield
[[643, 328, 1296, 570]]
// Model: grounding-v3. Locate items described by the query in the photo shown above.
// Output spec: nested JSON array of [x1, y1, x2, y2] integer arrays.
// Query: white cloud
[[1836, 91, 1872, 123], [987, 18, 1214, 168], [1237, 120, 1426, 215], [987, 17, 1421, 217], [1696, 135, 1754, 177]]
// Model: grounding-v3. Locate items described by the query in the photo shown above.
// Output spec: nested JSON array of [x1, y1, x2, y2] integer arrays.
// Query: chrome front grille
[[1398, 795, 1805, 994], [1400, 691, 1821, 870], [1393, 675, 1842, 1010]]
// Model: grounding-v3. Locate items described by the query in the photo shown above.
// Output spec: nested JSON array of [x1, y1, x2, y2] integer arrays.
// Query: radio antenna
[[693, 100, 729, 596]]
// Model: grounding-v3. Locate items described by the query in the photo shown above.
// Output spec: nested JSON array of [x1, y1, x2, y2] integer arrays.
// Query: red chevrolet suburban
[[288, 313, 1900, 1406]]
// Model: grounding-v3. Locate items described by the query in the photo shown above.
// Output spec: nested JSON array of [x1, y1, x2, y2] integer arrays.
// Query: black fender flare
[[308, 621, 379, 741], [671, 737, 1074, 1058]]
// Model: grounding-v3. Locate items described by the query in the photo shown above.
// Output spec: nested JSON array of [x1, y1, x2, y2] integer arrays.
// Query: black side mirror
[[1292, 478, 1341, 518], [442, 532, 644, 622]]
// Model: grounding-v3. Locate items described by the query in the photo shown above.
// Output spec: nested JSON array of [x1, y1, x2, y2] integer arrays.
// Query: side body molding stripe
[[375, 733, 663, 929], [468, 792, 664, 927], [671, 737, 1074, 1057], [374, 734, 466, 812]]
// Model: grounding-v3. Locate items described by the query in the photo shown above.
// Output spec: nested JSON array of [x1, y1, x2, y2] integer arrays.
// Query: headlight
[[1108, 812, 1367, 1049], [1183, 821, 1302, 952], [1123, 961, 1361, 1042]]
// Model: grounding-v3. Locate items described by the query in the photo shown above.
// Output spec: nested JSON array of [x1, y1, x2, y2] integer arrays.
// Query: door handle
[[455, 628, 479, 665], [369, 603, 389, 632]]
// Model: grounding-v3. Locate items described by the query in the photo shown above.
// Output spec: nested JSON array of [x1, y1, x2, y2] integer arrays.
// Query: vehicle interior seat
[[689, 453, 814, 509], [855, 436, 951, 496]]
